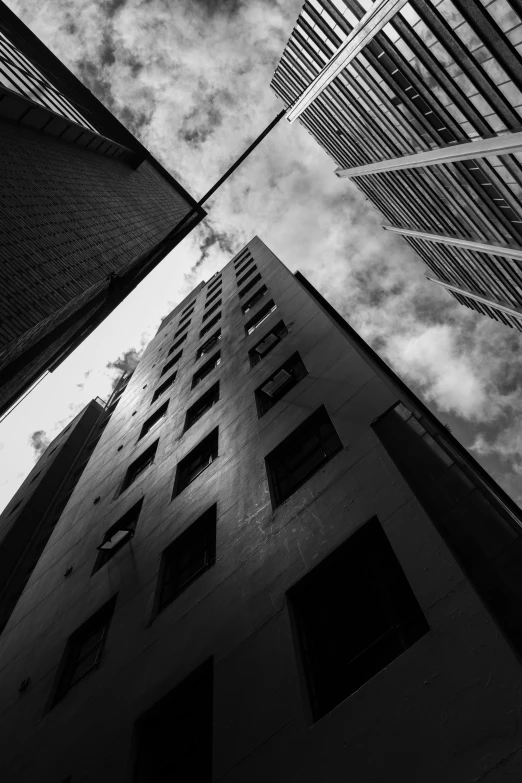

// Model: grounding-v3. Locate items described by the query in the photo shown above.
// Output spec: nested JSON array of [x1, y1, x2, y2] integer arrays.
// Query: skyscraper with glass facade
[[0, 1, 204, 417], [272, 0, 522, 330]]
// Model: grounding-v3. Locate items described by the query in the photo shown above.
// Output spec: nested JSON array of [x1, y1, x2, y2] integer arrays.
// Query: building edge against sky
[[0, 237, 522, 780], [0, 0, 205, 419], [271, 0, 522, 331]]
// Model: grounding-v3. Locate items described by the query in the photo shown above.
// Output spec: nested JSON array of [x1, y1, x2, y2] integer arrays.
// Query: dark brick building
[[0, 1, 204, 417], [1, 237, 522, 781]]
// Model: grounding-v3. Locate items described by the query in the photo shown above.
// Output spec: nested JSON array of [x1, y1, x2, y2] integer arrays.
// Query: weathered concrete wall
[[0, 237, 521, 782]]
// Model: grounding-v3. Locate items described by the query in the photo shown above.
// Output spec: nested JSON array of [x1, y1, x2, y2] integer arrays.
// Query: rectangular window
[[237, 265, 258, 288], [200, 314, 221, 339], [121, 440, 158, 494], [192, 352, 221, 388], [238, 273, 262, 298], [265, 406, 342, 507], [244, 299, 277, 335], [235, 257, 254, 276], [151, 371, 176, 404], [169, 334, 187, 353], [51, 596, 117, 706], [173, 429, 218, 497], [202, 300, 221, 321], [92, 499, 143, 574], [196, 331, 221, 360], [288, 518, 429, 722], [133, 659, 213, 783], [161, 351, 182, 376], [184, 383, 219, 432], [205, 290, 221, 308], [207, 277, 221, 296], [155, 505, 217, 614], [241, 285, 267, 314], [182, 300, 196, 315], [248, 320, 288, 367], [233, 249, 250, 266], [255, 352, 308, 417], [139, 401, 168, 440], [174, 324, 189, 339], [179, 309, 193, 325]]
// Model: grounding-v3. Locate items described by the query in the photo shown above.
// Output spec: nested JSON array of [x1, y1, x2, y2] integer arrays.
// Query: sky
[[1, 0, 521, 512]]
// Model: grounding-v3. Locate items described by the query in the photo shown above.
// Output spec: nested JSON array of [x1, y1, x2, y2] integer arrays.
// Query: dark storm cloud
[[29, 430, 50, 459]]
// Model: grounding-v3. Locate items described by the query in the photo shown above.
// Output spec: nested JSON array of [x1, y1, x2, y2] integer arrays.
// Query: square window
[[288, 518, 429, 721], [184, 383, 219, 432], [92, 499, 143, 574], [173, 429, 218, 497], [241, 285, 267, 314], [50, 596, 117, 707], [200, 314, 221, 338], [151, 371, 176, 404], [244, 299, 277, 335], [237, 265, 258, 288], [255, 352, 308, 416], [196, 330, 221, 360], [154, 505, 217, 614], [120, 440, 158, 494], [192, 352, 221, 388], [139, 400, 168, 440], [248, 320, 288, 366], [161, 351, 182, 376], [238, 273, 262, 299], [265, 406, 342, 507], [133, 659, 213, 783]]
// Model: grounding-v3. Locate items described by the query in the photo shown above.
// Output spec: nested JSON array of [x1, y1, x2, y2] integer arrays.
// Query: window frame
[[255, 352, 308, 417], [244, 299, 277, 335], [92, 499, 143, 574], [248, 320, 288, 367], [184, 382, 220, 432], [173, 429, 219, 497], [238, 273, 262, 298], [138, 400, 169, 441], [151, 371, 176, 404], [241, 285, 268, 314], [161, 351, 182, 376], [200, 314, 221, 339], [120, 440, 158, 494], [196, 330, 222, 360]]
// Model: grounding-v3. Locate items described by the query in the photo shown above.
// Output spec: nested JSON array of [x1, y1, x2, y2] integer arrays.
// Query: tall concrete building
[[1, 237, 522, 781], [272, 0, 522, 330], [0, 1, 205, 418]]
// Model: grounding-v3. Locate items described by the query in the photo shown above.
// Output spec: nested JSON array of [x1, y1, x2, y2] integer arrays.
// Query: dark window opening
[[255, 352, 308, 417], [92, 499, 143, 574], [241, 285, 267, 314], [139, 401, 168, 440], [154, 505, 217, 615], [372, 403, 522, 659], [174, 324, 189, 339], [133, 659, 213, 783], [207, 276, 221, 296], [200, 314, 221, 338], [265, 406, 342, 507], [174, 429, 218, 497], [50, 596, 117, 707], [203, 300, 221, 321], [179, 309, 193, 325], [235, 257, 254, 277], [205, 290, 221, 308], [121, 440, 158, 493], [169, 334, 188, 353], [288, 517, 429, 722], [192, 352, 221, 388], [238, 273, 262, 299], [184, 383, 220, 432], [237, 265, 258, 288], [152, 372, 176, 404], [196, 330, 221, 360], [161, 351, 182, 376], [182, 300, 196, 315], [248, 320, 288, 366], [234, 249, 250, 267], [245, 299, 277, 335]]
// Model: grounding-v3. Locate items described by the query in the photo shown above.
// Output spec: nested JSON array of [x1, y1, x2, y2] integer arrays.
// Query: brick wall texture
[[0, 118, 195, 409]]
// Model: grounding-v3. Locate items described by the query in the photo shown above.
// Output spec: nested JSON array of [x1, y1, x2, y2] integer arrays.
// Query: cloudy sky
[[1, 0, 521, 512]]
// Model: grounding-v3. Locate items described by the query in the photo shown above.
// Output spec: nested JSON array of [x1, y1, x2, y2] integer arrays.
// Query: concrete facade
[[0, 237, 522, 781], [0, 1, 204, 417]]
